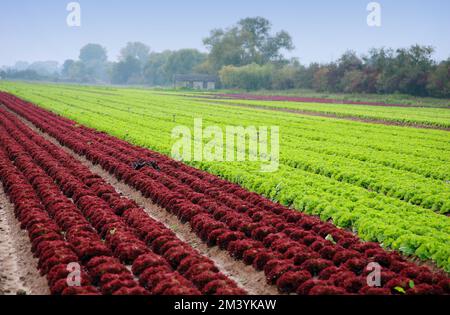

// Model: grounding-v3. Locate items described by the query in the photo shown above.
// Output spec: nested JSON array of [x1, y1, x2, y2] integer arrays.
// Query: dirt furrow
[[7, 106, 278, 295], [0, 185, 50, 295]]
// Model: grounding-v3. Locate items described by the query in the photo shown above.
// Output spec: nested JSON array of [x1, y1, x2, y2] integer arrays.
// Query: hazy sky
[[1, 0, 449, 67]]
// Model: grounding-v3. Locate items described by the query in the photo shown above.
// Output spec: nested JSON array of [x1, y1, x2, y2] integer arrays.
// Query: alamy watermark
[[171, 119, 280, 173], [66, 262, 81, 287], [367, 2, 381, 27], [66, 2, 81, 27], [366, 262, 382, 287]]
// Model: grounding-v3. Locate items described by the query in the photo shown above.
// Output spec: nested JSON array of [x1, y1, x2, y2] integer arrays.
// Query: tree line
[[1, 17, 449, 98], [221, 46, 450, 98]]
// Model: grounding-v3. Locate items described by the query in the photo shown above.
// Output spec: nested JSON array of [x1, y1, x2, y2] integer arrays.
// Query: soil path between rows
[[0, 185, 50, 295], [6, 106, 279, 295]]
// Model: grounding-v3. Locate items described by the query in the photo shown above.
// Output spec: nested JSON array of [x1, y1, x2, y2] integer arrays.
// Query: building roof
[[174, 74, 218, 82]]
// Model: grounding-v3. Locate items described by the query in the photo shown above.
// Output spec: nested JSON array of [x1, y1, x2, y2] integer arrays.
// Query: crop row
[[2, 86, 448, 270], [9, 84, 450, 205], [13, 85, 450, 206], [8, 82, 449, 163], [215, 93, 432, 108], [0, 149, 101, 295], [2, 107, 245, 295], [211, 94, 450, 128], [0, 108, 244, 295], [0, 134, 147, 295], [279, 142, 450, 214], [1, 93, 448, 294]]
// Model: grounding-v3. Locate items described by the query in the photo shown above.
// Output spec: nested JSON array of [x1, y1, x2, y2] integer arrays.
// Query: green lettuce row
[[35, 86, 450, 212], [207, 97, 450, 128]]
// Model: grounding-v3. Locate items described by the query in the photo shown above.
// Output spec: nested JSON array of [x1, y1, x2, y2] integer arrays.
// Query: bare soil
[[0, 185, 50, 295]]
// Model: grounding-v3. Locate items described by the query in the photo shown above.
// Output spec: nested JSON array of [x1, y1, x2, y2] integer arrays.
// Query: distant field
[[1, 81, 449, 273], [195, 96, 450, 129], [217, 89, 450, 108]]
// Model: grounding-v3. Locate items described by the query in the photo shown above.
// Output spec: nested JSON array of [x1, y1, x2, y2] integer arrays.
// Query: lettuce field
[[0, 81, 448, 295]]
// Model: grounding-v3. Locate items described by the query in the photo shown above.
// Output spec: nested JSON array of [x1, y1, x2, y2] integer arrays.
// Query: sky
[[1, 0, 449, 67]]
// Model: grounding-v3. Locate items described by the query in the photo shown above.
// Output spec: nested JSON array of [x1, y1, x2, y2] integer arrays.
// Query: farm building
[[174, 74, 218, 90]]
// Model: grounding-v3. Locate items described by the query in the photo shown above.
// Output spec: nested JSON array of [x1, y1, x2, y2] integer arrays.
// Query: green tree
[[13, 61, 29, 71], [338, 51, 363, 72], [374, 45, 435, 95], [164, 49, 207, 78], [111, 56, 141, 84], [427, 59, 450, 97], [119, 42, 150, 66], [79, 43, 108, 82], [313, 66, 331, 92], [79, 43, 107, 64], [28, 61, 59, 76], [219, 63, 273, 90], [61, 59, 75, 78], [202, 28, 243, 72], [272, 62, 301, 90], [340, 69, 365, 93], [143, 51, 173, 85], [71, 62, 87, 82], [203, 17, 294, 71], [295, 63, 320, 89]]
